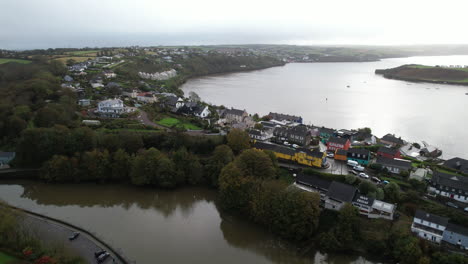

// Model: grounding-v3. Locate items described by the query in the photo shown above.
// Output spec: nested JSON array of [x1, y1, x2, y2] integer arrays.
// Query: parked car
[[464, 207, 468, 212], [353, 165, 365, 172], [327, 152, 334, 158], [382, 180, 390, 185], [283, 141, 290, 146], [347, 160, 359, 167], [359, 172, 369, 179], [94, 250, 107, 258], [292, 144, 299, 148], [68, 232, 80, 241], [446, 202, 459, 209], [371, 176, 381, 183], [348, 170, 358, 175], [97, 252, 110, 263]]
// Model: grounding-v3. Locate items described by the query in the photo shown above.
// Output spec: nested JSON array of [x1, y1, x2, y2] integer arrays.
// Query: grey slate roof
[[327, 181, 357, 203], [296, 173, 331, 191], [446, 223, 468, 237], [225, 108, 245, 117], [253, 142, 296, 156], [431, 171, 468, 192], [319, 127, 335, 135], [328, 136, 349, 145], [376, 157, 412, 170], [297, 147, 324, 158], [377, 146, 399, 155], [443, 157, 468, 174], [268, 112, 302, 122], [347, 148, 371, 156], [381, 134, 404, 145], [414, 209, 449, 226]]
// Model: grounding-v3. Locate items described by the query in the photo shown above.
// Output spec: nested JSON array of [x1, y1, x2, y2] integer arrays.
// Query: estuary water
[[0, 181, 380, 264], [182, 56, 468, 159]]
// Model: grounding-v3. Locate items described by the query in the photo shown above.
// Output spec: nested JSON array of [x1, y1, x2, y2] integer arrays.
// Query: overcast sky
[[1, 0, 468, 49]]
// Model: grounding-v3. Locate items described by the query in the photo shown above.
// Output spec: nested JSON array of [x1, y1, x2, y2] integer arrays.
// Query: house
[[248, 129, 272, 141], [443, 223, 468, 249], [337, 129, 357, 140], [268, 112, 302, 124], [352, 131, 376, 145], [253, 142, 326, 168], [273, 125, 311, 146], [103, 70, 116, 78], [123, 89, 139, 98], [334, 149, 348, 161], [375, 157, 412, 174], [136, 92, 158, 103], [369, 200, 395, 220], [352, 194, 374, 215], [380, 134, 404, 147], [325, 181, 357, 211], [346, 148, 371, 165], [63, 75, 74, 82], [78, 99, 91, 107], [411, 210, 448, 244], [0, 152, 15, 166], [91, 82, 104, 89], [428, 171, 468, 203], [410, 168, 429, 181], [96, 99, 130, 117], [295, 173, 331, 201], [377, 146, 402, 159], [82, 120, 101, 126], [319, 127, 336, 143], [194, 106, 211, 119], [326, 137, 351, 152], [443, 157, 468, 174], [224, 108, 248, 123], [419, 143, 442, 158]]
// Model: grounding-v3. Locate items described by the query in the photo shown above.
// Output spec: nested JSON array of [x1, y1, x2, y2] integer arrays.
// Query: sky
[[1, 0, 468, 49]]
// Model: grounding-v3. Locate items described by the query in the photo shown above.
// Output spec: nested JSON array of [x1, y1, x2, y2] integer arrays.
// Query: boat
[[346, 85, 350, 88]]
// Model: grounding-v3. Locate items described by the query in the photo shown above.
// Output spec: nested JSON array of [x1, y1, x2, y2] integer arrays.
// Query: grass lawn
[[53, 56, 93, 63], [156, 117, 201, 130], [0, 58, 32, 64], [65, 50, 98, 56], [380, 176, 411, 188], [0, 252, 18, 264]]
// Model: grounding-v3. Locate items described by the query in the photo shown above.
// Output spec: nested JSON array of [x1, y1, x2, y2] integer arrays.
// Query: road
[[4, 205, 131, 264]]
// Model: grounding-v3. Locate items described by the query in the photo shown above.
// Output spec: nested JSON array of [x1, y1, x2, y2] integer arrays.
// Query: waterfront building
[[411, 210, 448, 244], [346, 148, 371, 165], [375, 157, 412, 174], [377, 146, 402, 159], [428, 171, 468, 203], [326, 136, 351, 152]]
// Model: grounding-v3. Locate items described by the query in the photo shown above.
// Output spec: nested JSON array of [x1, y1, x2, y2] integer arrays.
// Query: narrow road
[[3, 205, 131, 264], [137, 111, 170, 131]]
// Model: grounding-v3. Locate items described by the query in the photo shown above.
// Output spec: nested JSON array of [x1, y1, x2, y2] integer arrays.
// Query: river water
[[0, 181, 381, 264], [181, 55, 468, 159]]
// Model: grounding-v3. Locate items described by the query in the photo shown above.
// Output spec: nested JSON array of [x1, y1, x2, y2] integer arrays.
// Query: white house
[[411, 209, 448, 244], [103, 70, 116, 78], [97, 99, 130, 117], [195, 106, 211, 118], [136, 92, 158, 103]]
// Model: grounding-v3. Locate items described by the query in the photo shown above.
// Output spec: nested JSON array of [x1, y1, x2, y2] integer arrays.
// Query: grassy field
[[53, 56, 93, 63], [0, 252, 18, 264], [156, 117, 201, 130], [65, 50, 98, 56], [0, 58, 32, 64]]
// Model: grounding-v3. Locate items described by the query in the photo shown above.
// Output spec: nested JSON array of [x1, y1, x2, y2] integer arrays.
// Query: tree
[[205, 144, 234, 187], [110, 149, 132, 181], [155, 156, 177, 188], [233, 149, 276, 180], [358, 181, 377, 195], [333, 203, 361, 251], [384, 182, 401, 203], [130, 148, 162, 186], [172, 147, 203, 185], [218, 162, 255, 213], [227, 128, 250, 154]]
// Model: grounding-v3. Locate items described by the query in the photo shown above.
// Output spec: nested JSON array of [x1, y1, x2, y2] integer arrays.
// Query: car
[[292, 144, 299, 148], [283, 141, 290, 146], [371, 176, 381, 183], [446, 202, 459, 209], [382, 180, 390, 185], [68, 232, 80, 241], [347, 160, 359, 167], [358, 172, 369, 179], [464, 207, 468, 212], [353, 165, 365, 172], [327, 152, 334, 158], [97, 252, 110, 263], [348, 170, 358, 175], [94, 250, 107, 258]]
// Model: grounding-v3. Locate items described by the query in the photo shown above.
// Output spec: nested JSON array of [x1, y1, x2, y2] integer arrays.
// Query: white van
[[347, 160, 358, 167], [353, 165, 365, 172]]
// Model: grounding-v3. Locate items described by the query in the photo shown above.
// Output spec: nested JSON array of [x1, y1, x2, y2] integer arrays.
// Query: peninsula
[[375, 64, 468, 85]]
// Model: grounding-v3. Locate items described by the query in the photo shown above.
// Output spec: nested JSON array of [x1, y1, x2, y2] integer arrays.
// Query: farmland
[[0, 58, 32, 64]]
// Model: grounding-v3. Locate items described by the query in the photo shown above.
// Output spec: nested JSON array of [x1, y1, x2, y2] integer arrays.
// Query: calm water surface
[[0, 181, 380, 264], [182, 56, 468, 159]]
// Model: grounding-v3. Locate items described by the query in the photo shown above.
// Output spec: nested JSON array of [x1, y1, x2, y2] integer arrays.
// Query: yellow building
[[253, 142, 326, 168]]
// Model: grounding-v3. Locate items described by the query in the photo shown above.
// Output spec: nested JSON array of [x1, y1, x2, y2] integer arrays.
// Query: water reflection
[[0, 180, 379, 264]]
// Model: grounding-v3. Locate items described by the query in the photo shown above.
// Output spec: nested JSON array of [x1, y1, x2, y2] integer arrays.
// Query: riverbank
[[375, 64, 468, 86], [1, 204, 130, 264]]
